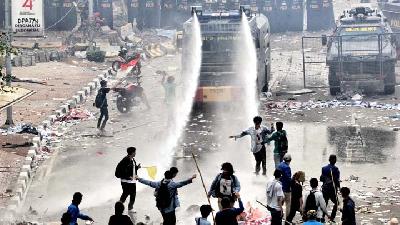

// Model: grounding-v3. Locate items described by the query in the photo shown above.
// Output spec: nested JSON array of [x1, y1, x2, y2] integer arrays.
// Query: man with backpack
[[266, 169, 284, 225], [265, 122, 288, 168], [135, 170, 197, 225], [207, 162, 241, 210], [115, 147, 141, 212], [230, 116, 274, 175], [320, 154, 340, 223], [95, 80, 113, 132], [302, 178, 329, 222], [277, 154, 292, 218], [195, 204, 213, 225]]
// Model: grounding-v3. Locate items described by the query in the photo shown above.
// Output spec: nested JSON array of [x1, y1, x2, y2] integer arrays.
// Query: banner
[[12, 0, 44, 36]]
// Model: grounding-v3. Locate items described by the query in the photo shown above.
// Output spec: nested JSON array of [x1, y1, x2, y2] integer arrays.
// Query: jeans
[[253, 146, 266, 174], [284, 192, 291, 217], [273, 153, 281, 169], [322, 188, 338, 221], [161, 211, 176, 225], [286, 198, 301, 224], [268, 207, 283, 225], [120, 182, 136, 209], [97, 107, 109, 130]]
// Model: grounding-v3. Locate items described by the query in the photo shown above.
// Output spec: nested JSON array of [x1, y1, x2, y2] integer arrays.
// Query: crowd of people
[[57, 114, 371, 225]]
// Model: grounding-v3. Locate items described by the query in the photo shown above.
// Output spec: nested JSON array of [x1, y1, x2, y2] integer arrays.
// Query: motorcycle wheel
[[112, 61, 122, 72], [116, 97, 131, 113]]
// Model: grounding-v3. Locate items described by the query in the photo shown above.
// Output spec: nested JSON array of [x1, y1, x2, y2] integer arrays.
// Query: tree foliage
[[0, 33, 18, 84]]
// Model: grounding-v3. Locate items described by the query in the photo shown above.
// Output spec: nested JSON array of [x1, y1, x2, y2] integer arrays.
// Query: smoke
[[157, 15, 202, 173]]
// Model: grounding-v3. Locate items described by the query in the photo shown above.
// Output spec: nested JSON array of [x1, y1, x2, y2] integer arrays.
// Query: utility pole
[[4, 0, 13, 126], [88, 0, 94, 19]]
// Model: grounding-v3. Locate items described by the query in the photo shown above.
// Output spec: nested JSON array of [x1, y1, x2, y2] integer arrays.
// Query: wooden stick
[[191, 152, 215, 223]]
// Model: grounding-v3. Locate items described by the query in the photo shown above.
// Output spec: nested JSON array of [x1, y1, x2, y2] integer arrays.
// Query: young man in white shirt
[[303, 178, 329, 222], [230, 116, 274, 175], [266, 169, 284, 225]]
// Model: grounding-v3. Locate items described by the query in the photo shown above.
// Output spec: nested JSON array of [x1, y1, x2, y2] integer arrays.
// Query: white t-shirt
[[219, 178, 233, 196], [121, 159, 136, 184], [243, 126, 270, 153], [266, 179, 284, 210]]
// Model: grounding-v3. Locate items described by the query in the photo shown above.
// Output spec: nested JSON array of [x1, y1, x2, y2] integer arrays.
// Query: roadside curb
[[5, 69, 114, 218]]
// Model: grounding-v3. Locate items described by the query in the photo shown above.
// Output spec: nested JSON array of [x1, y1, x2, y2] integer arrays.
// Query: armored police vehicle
[[325, 5, 397, 95], [182, 6, 271, 103]]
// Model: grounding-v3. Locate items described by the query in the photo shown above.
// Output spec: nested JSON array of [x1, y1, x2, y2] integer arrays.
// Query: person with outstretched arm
[[135, 171, 196, 225], [215, 193, 245, 225]]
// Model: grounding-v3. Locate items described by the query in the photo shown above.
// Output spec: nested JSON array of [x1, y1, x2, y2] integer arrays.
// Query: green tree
[[0, 33, 17, 85]]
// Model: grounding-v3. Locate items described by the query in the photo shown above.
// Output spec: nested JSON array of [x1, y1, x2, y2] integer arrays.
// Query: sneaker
[[254, 171, 260, 175], [262, 171, 267, 176]]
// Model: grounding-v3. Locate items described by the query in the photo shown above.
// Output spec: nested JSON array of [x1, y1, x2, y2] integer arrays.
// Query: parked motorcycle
[[112, 49, 141, 75], [114, 79, 145, 113]]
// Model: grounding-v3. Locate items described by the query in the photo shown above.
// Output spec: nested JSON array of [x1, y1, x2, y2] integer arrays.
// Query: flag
[[146, 166, 157, 180]]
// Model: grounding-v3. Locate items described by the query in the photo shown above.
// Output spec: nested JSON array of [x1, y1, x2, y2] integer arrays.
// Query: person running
[[320, 154, 340, 222], [285, 171, 305, 225], [303, 210, 323, 225], [302, 178, 329, 222], [340, 187, 356, 225], [266, 169, 284, 225], [215, 193, 244, 225], [66, 192, 93, 225], [96, 80, 112, 132], [208, 162, 241, 210], [278, 153, 292, 217], [115, 147, 141, 212], [136, 170, 197, 225], [230, 116, 274, 175], [265, 121, 288, 168], [195, 205, 213, 225], [108, 201, 134, 225]]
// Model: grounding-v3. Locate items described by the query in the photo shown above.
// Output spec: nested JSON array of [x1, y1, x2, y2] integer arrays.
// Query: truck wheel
[[328, 69, 340, 96], [384, 70, 396, 95]]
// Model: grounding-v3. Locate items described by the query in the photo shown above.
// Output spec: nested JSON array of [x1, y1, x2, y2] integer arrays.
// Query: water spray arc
[[158, 15, 202, 173], [237, 13, 259, 120]]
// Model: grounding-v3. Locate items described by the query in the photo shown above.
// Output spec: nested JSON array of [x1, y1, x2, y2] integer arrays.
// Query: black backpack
[[115, 159, 125, 179], [277, 131, 288, 154], [155, 180, 172, 209], [304, 191, 318, 212], [94, 89, 106, 108]]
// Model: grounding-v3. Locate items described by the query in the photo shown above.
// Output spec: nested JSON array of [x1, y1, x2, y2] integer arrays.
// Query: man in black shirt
[[108, 201, 133, 225], [97, 80, 111, 131], [340, 187, 356, 225]]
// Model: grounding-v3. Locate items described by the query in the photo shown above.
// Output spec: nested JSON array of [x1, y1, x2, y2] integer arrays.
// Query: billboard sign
[[12, 0, 44, 36]]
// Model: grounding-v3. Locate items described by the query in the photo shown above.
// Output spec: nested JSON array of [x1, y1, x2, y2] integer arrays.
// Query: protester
[[195, 204, 213, 225], [61, 212, 72, 225], [66, 192, 93, 225], [95, 80, 111, 132], [285, 171, 305, 225], [278, 153, 292, 217], [170, 167, 179, 178], [266, 169, 284, 225], [320, 154, 340, 222], [303, 210, 323, 225], [208, 162, 241, 210], [115, 147, 141, 212], [229, 116, 274, 175], [136, 170, 197, 225], [265, 121, 288, 168], [340, 187, 356, 225], [108, 201, 134, 225], [215, 193, 244, 225], [161, 72, 176, 125], [302, 178, 329, 222]]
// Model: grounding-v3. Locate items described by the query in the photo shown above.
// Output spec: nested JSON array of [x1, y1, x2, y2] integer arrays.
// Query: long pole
[[330, 168, 340, 212], [191, 152, 215, 223], [4, 0, 14, 126]]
